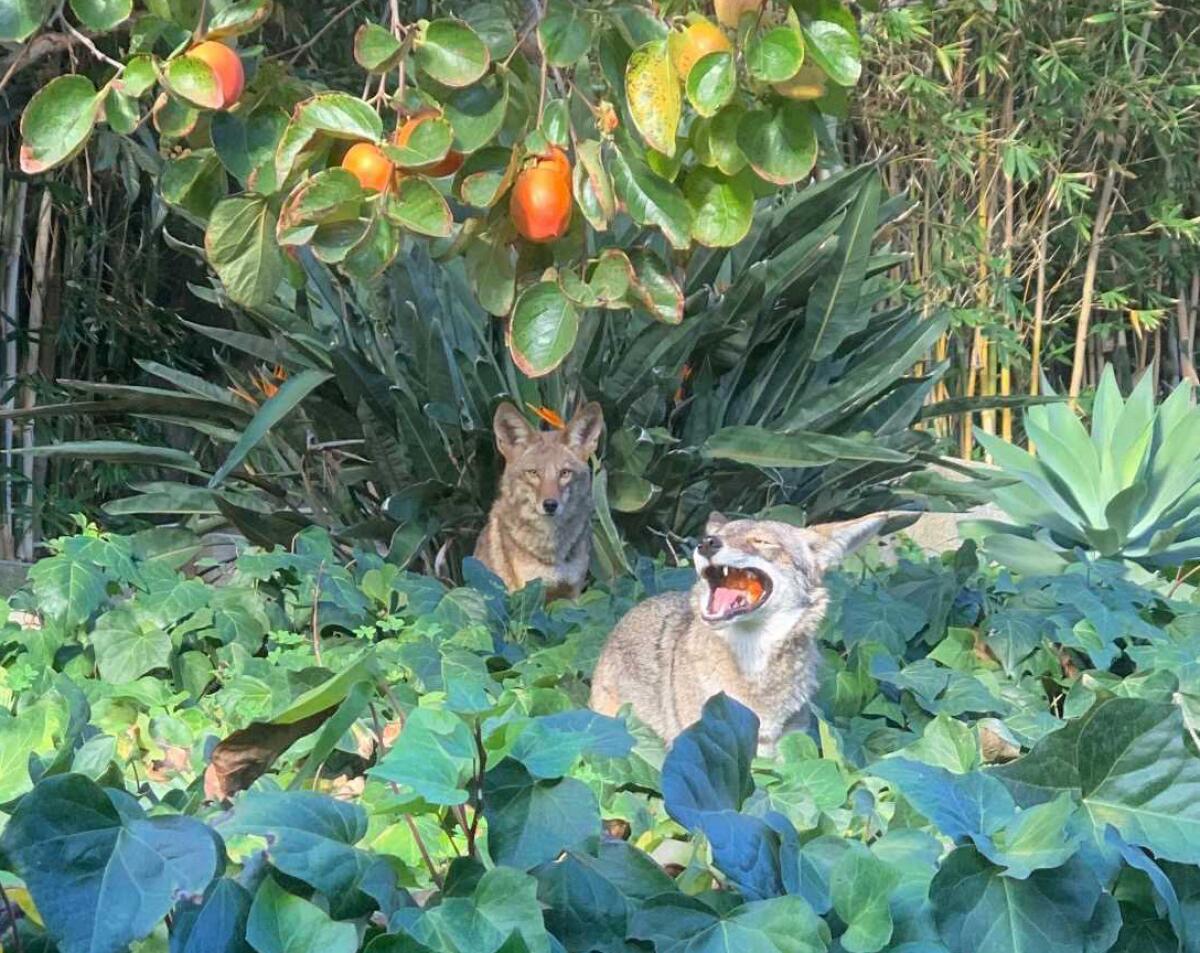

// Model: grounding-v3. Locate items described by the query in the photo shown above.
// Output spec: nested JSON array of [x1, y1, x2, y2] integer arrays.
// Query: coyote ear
[[494, 402, 535, 461], [705, 512, 729, 534], [564, 401, 604, 458], [807, 513, 888, 571]]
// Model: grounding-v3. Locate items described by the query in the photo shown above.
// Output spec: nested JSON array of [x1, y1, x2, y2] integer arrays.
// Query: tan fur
[[475, 401, 604, 600], [590, 512, 888, 754]]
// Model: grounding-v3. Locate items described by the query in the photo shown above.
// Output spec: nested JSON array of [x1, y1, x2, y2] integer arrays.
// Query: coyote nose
[[698, 535, 722, 557], [542, 499, 559, 515]]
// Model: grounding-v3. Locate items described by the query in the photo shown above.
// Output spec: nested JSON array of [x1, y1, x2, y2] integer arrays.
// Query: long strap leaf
[[209, 369, 332, 487]]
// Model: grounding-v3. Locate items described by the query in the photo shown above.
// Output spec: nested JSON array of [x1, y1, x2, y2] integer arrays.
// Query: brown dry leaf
[[980, 726, 1021, 764], [203, 706, 337, 802], [147, 744, 192, 782]]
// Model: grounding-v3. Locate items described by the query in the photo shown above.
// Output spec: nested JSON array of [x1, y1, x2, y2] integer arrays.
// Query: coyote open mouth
[[701, 564, 773, 622]]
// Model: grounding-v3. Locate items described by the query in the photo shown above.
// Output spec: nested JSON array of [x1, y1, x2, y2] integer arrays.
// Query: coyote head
[[492, 401, 604, 522], [692, 512, 887, 628]]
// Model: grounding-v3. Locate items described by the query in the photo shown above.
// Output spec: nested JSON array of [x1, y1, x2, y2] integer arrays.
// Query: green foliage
[[967, 366, 1200, 572], [10, 0, 865, 373], [3, 525, 1200, 952], [13, 169, 968, 569]]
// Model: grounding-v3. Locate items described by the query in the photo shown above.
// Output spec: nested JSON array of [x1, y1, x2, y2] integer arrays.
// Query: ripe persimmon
[[669, 19, 732, 81], [393, 110, 463, 177], [510, 149, 573, 243], [342, 142, 393, 192], [187, 41, 245, 109], [713, 0, 763, 29]]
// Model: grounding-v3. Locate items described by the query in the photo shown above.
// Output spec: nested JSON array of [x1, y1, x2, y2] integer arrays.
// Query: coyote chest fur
[[475, 401, 604, 601], [590, 512, 887, 753]]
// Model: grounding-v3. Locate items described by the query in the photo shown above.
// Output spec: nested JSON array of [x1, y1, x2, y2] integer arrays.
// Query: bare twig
[[277, 0, 368, 65], [310, 569, 324, 665], [57, 14, 124, 71]]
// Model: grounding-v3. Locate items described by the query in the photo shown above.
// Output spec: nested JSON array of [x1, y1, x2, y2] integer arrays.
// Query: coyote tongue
[[709, 585, 745, 616]]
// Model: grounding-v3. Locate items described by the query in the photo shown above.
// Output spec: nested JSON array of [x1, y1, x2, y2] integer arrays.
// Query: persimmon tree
[[10, 0, 864, 376]]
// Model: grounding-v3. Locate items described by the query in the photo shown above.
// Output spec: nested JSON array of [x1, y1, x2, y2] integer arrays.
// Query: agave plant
[[966, 366, 1200, 573], [7, 167, 994, 574]]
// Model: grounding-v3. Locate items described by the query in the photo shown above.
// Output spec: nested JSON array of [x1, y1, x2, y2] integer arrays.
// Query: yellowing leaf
[[625, 39, 681, 158]]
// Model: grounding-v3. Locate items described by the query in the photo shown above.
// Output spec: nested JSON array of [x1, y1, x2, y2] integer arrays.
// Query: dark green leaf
[[483, 759, 601, 869], [507, 281, 580, 377], [416, 19, 490, 87], [19, 75, 101, 174]]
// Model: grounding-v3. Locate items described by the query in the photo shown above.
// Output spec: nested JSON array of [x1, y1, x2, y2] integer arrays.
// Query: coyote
[[475, 401, 605, 600], [590, 511, 888, 754]]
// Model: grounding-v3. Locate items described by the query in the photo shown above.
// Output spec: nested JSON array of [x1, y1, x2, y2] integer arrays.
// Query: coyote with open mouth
[[589, 511, 889, 754]]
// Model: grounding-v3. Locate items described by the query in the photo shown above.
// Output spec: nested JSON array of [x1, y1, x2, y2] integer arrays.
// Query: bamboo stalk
[[1067, 18, 1153, 405], [19, 190, 54, 560], [2, 180, 29, 560]]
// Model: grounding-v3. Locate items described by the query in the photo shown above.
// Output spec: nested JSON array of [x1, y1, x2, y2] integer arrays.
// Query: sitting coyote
[[590, 511, 888, 754], [475, 401, 604, 600]]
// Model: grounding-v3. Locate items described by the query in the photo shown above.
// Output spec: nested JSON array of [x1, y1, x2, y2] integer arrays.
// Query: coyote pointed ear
[[705, 512, 729, 534], [564, 401, 604, 458], [494, 402, 535, 461], [807, 513, 888, 571]]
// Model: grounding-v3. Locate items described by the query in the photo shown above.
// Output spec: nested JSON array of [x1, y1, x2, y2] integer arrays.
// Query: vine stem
[[369, 703, 443, 887], [310, 570, 323, 665]]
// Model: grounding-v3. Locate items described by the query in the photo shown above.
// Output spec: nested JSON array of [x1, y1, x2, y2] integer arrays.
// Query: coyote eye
[[559, 468, 573, 480], [525, 468, 539, 478]]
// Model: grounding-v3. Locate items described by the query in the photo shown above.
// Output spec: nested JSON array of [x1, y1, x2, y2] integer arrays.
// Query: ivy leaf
[[69, 0, 131, 31], [684, 167, 753, 248], [870, 758, 1016, 841], [388, 867, 551, 953], [170, 878, 253, 953], [608, 142, 693, 249], [540, 0, 593, 66], [510, 710, 634, 779], [219, 791, 372, 897], [27, 551, 106, 628], [746, 25, 804, 83], [91, 604, 172, 682], [737, 101, 818, 185], [625, 39, 681, 157], [19, 75, 102, 174], [507, 281, 580, 378], [415, 19, 490, 88], [830, 844, 898, 953], [0, 773, 219, 953], [369, 707, 477, 804], [800, 20, 862, 87], [630, 893, 827, 953], [976, 792, 1082, 879], [246, 877, 357, 953], [482, 758, 601, 869], [354, 23, 404, 73], [686, 51, 735, 117], [931, 848, 1120, 953]]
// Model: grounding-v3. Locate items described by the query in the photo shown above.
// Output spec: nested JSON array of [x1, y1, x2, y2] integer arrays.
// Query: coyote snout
[[590, 511, 889, 754], [474, 401, 604, 600]]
